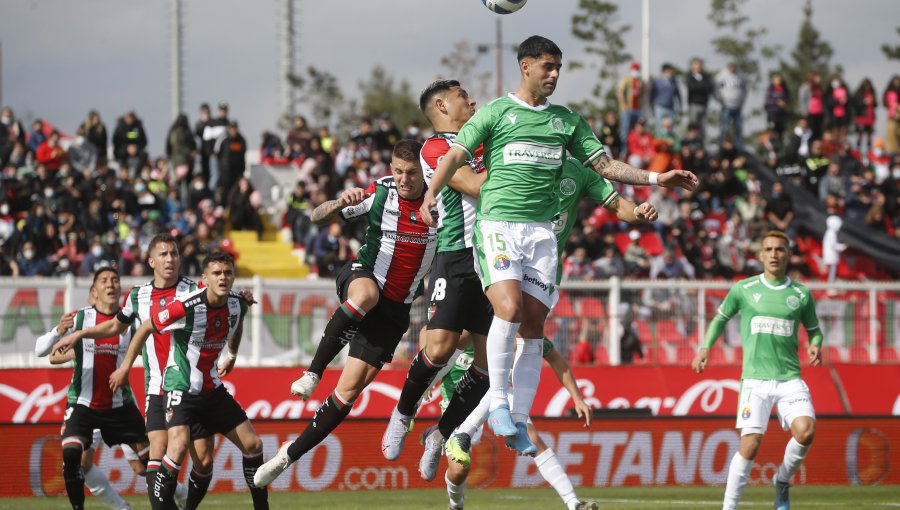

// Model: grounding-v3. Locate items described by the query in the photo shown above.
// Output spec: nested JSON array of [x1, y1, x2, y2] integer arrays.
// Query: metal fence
[[2, 276, 899, 368]]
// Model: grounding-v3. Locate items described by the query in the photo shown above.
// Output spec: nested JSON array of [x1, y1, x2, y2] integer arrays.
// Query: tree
[[356, 66, 424, 133], [708, 0, 780, 92], [287, 66, 346, 130], [437, 41, 492, 105], [882, 27, 900, 62], [569, 0, 632, 117], [778, 0, 837, 98]]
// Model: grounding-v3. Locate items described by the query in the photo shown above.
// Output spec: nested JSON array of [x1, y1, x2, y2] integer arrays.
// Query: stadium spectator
[[285, 180, 312, 248], [825, 74, 852, 141], [562, 246, 595, 281], [79, 110, 108, 165], [884, 75, 900, 155], [26, 119, 46, 155], [205, 101, 231, 189], [715, 63, 747, 151], [195, 103, 214, 183], [593, 245, 625, 279], [311, 222, 349, 278], [623, 230, 651, 274], [764, 72, 791, 143], [853, 78, 878, 153], [286, 115, 313, 158], [374, 114, 401, 160], [226, 177, 263, 239], [17, 240, 51, 276], [765, 181, 795, 236], [804, 140, 831, 196], [598, 110, 621, 158], [35, 131, 67, 172], [111, 110, 148, 171], [68, 127, 98, 173], [650, 63, 681, 129], [216, 121, 247, 205], [1, 107, 26, 147], [685, 58, 714, 129], [799, 72, 825, 140], [626, 118, 654, 168], [166, 114, 197, 198], [617, 62, 645, 150]]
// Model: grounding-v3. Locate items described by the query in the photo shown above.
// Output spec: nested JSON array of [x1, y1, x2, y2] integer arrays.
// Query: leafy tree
[[287, 66, 346, 130], [437, 41, 492, 104], [708, 0, 780, 92], [882, 27, 900, 62], [777, 0, 837, 97], [357, 66, 424, 132], [569, 0, 632, 117]]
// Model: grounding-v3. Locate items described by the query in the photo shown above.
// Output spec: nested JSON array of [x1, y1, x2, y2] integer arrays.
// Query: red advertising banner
[[4, 364, 895, 425], [2, 417, 897, 498]]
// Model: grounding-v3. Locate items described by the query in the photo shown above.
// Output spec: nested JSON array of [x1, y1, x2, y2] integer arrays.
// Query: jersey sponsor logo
[[559, 177, 577, 196], [550, 117, 565, 133], [502, 142, 563, 167], [157, 309, 170, 324], [506, 113, 517, 125], [493, 254, 511, 271], [786, 295, 800, 310], [750, 316, 794, 337], [523, 273, 550, 293], [383, 231, 435, 244], [753, 293, 762, 303]]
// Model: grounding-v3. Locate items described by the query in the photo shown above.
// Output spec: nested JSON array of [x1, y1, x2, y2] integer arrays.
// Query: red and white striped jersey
[[340, 176, 437, 303], [65, 307, 136, 410], [117, 277, 198, 396]]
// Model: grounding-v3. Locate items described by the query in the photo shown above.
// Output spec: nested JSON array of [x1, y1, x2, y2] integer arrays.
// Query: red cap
[[630, 62, 640, 70]]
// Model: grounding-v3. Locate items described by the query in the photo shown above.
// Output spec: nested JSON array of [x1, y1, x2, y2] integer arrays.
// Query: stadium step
[[228, 214, 308, 278]]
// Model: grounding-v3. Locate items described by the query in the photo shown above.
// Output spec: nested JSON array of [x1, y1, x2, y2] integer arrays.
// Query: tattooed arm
[[591, 154, 699, 191], [311, 187, 368, 226]]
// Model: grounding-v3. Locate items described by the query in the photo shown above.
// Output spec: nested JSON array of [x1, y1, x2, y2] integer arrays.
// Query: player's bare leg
[[723, 432, 763, 510], [225, 420, 269, 509]]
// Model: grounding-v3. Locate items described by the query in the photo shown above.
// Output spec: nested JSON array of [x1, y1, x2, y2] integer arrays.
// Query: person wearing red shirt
[[35, 130, 67, 171]]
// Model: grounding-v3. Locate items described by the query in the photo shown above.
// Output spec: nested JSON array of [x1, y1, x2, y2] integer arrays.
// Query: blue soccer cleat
[[504, 422, 537, 456], [774, 477, 790, 510], [487, 404, 517, 437]]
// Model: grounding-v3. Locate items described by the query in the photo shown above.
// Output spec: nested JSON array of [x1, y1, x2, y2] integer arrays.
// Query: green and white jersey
[[550, 159, 618, 284], [453, 94, 606, 223], [709, 275, 821, 381], [421, 133, 486, 252], [65, 306, 137, 410], [152, 288, 248, 395]]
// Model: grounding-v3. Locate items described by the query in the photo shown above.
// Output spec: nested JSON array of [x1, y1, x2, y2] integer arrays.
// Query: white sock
[[535, 448, 578, 507], [486, 317, 519, 411], [723, 452, 753, 510], [445, 472, 466, 508], [458, 390, 492, 438], [776, 437, 810, 484], [511, 338, 543, 423], [84, 466, 127, 510]]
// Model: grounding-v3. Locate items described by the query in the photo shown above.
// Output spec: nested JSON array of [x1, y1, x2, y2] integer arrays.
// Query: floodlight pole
[[641, 0, 650, 82], [280, 0, 296, 119], [496, 18, 503, 98], [171, 0, 184, 120]]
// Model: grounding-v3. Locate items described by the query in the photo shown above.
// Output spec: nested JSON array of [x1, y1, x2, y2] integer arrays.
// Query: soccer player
[[252, 140, 437, 488], [37, 312, 141, 510], [54, 233, 225, 509], [421, 35, 697, 452], [381, 79, 494, 462], [109, 251, 268, 510], [441, 338, 597, 510], [48, 268, 150, 510], [692, 230, 822, 510]]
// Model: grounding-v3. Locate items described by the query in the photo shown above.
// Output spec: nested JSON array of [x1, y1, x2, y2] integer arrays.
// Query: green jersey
[[453, 94, 606, 223], [550, 159, 618, 284], [707, 275, 821, 380]]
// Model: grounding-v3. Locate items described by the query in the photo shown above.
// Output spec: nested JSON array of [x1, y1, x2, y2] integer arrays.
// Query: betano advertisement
[[2, 417, 897, 498], [2, 365, 899, 424]]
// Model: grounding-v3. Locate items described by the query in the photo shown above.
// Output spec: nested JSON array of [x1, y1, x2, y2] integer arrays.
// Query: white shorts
[[473, 219, 558, 309], [736, 378, 816, 435]]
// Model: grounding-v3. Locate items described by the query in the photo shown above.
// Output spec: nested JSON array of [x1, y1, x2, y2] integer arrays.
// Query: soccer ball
[[481, 0, 527, 15]]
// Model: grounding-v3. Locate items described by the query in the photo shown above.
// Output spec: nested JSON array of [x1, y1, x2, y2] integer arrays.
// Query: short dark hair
[[92, 267, 119, 287], [392, 140, 422, 163], [419, 79, 461, 114], [202, 251, 235, 270], [148, 233, 179, 257], [517, 35, 562, 62]]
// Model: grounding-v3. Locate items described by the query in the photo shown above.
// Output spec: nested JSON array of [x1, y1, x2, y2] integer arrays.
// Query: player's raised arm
[[49, 347, 75, 365], [310, 187, 370, 226], [109, 320, 153, 392], [604, 195, 658, 224], [35, 311, 76, 357], [447, 164, 487, 198], [421, 147, 469, 226], [592, 153, 698, 191], [544, 346, 592, 427]]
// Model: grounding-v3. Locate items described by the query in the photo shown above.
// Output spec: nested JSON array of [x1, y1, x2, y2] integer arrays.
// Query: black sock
[[62, 444, 85, 510], [185, 469, 212, 510], [397, 349, 447, 416], [287, 392, 353, 460], [306, 301, 365, 377], [150, 457, 179, 510], [243, 452, 270, 510], [438, 364, 490, 438], [146, 459, 163, 510]]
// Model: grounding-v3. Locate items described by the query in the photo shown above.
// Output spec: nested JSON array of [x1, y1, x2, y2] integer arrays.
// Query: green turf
[[2, 486, 898, 509]]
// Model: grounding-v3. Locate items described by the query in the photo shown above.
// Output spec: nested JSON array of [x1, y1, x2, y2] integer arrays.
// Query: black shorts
[[426, 249, 493, 336], [335, 261, 412, 368], [165, 385, 247, 438], [62, 403, 148, 448], [147, 393, 208, 438]]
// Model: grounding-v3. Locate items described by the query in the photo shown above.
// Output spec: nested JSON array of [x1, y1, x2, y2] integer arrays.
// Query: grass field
[[2, 486, 898, 509]]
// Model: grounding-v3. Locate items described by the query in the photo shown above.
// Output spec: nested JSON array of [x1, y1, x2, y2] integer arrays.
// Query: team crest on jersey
[[215, 316, 222, 330], [165, 407, 173, 423], [786, 295, 800, 310], [427, 304, 437, 322], [741, 407, 751, 420], [493, 254, 511, 271], [409, 210, 418, 224], [159, 296, 167, 307], [550, 117, 565, 133], [559, 178, 576, 196]]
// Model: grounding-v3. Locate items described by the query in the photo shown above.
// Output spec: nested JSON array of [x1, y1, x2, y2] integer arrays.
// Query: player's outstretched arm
[[49, 348, 75, 365], [693, 314, 728, 373], [447, 164, 487, 198], [421, 147, 468, 227], [109, 321, 153, 392], [35, 311, 76, 357], [605, 195, 658, 224], [310, 187, 369, 226], [592, 153, 698, 191], [544, 348, 592, 427], [218, 320, 244, 377], [53, 317, 128, 354]]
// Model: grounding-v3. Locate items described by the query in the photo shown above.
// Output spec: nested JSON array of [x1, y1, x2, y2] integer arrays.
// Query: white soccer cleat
[[253, 442, 293, 488], [173, 482, 187, 510], [418, 424, 446, 482], [290, 371, 320, 400], [382, 407, 414, 460]]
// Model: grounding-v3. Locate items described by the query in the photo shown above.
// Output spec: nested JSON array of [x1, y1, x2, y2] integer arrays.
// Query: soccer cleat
[[290, 371, 320, 400], [504, 422, 537, 456], [445, 433, 472, 467], [448, 505, 464, 510], [487, 404, 517, 437], [418, 425, 446, 482], [253, 442, 293, 488], [774, 477, 790, 510], [173, 482, 187, 510], [118, 504, 134, 510], [575, 500, 599, 510], [382, 407, 414, 460]]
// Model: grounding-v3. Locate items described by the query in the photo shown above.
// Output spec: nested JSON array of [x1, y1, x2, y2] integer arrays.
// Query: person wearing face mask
[[80, 236, 113, 276], [35, 130, 68, 172], [824, 75, 851, 141], [0, 202, 14, 243], [1, 107, 26, 147], [16, 240, 51, 276], [68, 127, 99, 173], [617, 62, 645, 151]]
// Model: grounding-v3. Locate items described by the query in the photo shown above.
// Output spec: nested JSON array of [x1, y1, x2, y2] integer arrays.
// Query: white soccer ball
[[481, 0, 527, 15]]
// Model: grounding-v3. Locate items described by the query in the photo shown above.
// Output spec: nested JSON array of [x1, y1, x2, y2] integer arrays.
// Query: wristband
[[225, 351, 237, 361], [648, 172, 659, 186]]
